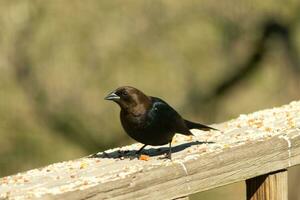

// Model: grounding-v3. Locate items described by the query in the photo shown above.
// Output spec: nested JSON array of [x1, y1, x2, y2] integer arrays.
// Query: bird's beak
[[104, 92, 120, 101]]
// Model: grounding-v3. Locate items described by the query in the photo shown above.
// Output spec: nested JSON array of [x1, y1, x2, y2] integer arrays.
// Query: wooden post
[[246, 170, 288, 200]]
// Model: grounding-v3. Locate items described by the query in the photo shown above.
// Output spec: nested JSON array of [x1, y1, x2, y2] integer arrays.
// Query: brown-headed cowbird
[[105, 86, 217, 159]]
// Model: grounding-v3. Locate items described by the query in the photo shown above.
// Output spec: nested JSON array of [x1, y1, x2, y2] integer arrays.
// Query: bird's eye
[[122, 91, 128, 96]]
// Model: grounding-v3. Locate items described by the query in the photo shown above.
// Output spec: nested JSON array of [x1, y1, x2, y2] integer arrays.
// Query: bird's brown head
[[105, 86, 151, 114]]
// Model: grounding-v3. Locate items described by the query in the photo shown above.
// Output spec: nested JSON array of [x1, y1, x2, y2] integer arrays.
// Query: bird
[[105, 86, 218, 159]]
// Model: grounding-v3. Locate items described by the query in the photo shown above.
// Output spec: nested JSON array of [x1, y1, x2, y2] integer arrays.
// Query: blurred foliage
[[0, 0, 300, 199]]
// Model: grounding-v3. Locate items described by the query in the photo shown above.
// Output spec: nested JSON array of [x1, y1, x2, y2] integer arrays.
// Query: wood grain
[[173, 196, 189, 200], [246, 170, 288, 200]]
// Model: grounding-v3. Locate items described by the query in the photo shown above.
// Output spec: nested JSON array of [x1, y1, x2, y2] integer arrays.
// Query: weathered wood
[[0, 101, 300, 200], [173, 196, 189, 200], [246, 170, 288, 200]]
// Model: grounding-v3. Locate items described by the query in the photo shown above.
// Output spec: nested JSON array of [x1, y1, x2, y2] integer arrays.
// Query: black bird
[[105, 86, 217, 159]]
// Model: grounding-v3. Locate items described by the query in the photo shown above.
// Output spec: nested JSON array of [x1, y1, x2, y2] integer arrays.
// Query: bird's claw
[[158, 153, 172, 160], [129, 154, 139, 160]]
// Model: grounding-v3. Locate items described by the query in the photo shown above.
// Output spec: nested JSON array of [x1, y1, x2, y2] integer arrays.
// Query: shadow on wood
[[89, 141, 214, 159], [246, 170, 288, 200]]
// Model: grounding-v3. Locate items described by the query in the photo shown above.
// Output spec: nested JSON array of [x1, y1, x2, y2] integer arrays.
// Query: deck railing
[[1, 100, 300, 200]]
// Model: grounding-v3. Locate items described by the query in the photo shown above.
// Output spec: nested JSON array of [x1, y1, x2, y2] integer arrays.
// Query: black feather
[[184, 120, 218, 131]]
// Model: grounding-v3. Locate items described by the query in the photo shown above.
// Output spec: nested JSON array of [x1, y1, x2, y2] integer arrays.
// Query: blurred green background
[[0, 0, 300, 199]]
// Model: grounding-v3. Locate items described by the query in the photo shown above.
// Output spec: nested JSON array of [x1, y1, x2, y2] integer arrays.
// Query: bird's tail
[[184, 120, 218, 131]]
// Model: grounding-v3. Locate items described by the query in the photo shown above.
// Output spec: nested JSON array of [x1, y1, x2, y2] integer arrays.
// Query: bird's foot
[[129, 154, 139, 160], [165, 154, 172, 160], [158, 152, 172, 160]]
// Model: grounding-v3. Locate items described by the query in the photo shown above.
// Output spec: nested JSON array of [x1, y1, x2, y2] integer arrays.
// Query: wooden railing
[[1, 101, 300, 200]]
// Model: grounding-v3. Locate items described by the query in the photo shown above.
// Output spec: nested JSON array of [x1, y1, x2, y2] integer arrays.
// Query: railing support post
[[246, 169, 288, 200]]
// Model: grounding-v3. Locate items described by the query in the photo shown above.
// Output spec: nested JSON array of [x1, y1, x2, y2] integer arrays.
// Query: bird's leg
[[166, 142, 172, 159], [129, 144, 147, 160], [136, 144, 147, 155]]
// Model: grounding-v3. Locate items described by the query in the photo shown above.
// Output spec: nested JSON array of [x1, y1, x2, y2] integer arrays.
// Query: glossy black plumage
[[105, 86, 217, 159]]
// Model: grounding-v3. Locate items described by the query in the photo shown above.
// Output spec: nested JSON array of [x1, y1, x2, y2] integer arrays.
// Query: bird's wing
[[149, 97, 191, 134], [150, 97, 179, 119]]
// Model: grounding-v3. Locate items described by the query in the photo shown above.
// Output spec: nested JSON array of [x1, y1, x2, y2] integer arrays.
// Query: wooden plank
[[246, 170, 288, 200], [45, 136, 298, 200], [0, 101, 300, 200], [173, 196, 189, 200]]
